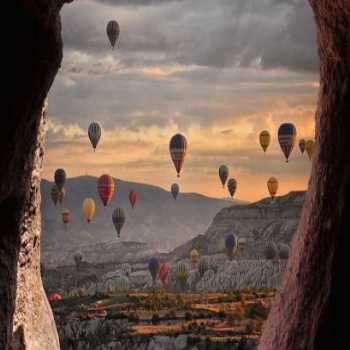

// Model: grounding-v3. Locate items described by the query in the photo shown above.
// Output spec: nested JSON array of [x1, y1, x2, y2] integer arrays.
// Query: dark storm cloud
[[61, 0, 317, 72]]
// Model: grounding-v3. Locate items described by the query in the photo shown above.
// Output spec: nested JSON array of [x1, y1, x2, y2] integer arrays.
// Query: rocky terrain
[[41, 176, 236, 267]]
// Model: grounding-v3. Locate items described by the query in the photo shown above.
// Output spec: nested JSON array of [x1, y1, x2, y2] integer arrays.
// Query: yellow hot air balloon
[[306, 140, 315, 160], [259, 130, 271, 153], [267, 177, 279, 199], [82, 198, 96, 223], [190, 249, 199, 266]]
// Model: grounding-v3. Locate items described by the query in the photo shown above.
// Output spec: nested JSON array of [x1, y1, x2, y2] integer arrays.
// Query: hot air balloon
[[264, 241, 278, 260], [148, 257, 160, 284], [49, 293, 62, 302], [176, 262, 190, 290], [129, 190, 137, 209], [278, 243, 290, 260], [278, 123, 297, 162], [267, 177, 279, 200], [159, 262, 169, 285], [259, 130, 271, 153], [112, 207, 125, 238], [114, 276, 130, 292], [227, 178, 237, 199], [54, 169, 66, 191], [98, 175, 115, 206], [106, 20, 120, 49], [299, 139, 306, 155], [169, 133, 188, 177], [306, 140, 315, 160], [58, 188, 65, 205], [51, 185, 60, 205], [82, 198, 96, 223], [225, 232, 238, 260], [88, 122, 101, 151], [219, 165, 229, 188], [171, 183, 179, 200], [62, 209, 70, 225], [190, 249, 199, 266]]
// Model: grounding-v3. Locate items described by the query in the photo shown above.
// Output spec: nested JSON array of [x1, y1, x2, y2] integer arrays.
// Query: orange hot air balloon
[[98, 175, 115, 206], [159, 262, 169, 285], [169, 133, 188, 177], [129, 190, 137, 209], [49, 293, 62, 302], [62, 209, 70, 224], [306, 140, 315, 160], [267, 177, 279, 199]]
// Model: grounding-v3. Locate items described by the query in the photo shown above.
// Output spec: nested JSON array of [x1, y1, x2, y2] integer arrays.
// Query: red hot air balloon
[[49, 293, 62, 302], [129, 190, 137, 209], [159, 262, 169, 285], [98, 175, 115, 206]]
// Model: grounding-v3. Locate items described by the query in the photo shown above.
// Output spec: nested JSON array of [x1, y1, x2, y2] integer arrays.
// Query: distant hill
[[41, 176, 239, 266], [168, 191, 305, 261]]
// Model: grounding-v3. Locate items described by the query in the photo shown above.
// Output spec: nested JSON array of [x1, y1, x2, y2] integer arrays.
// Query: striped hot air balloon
[[169, 133, 188, 178], [299, 139, 306, 155], [98, 175, 115, 207], [54, 169, 66, 191], [129, 190, 137, 209], [278, 123, 297, 162], [159, 262, 169, 285], [171, 183, 179, 200], [259, 130, 271, 153], [306, 140, 315, 160], [112, 207, 125, 238], [106, 20, 120, 49], [88, 122, 101, 151], [267, 177, 279, 200], [227, 178, 237, 199]]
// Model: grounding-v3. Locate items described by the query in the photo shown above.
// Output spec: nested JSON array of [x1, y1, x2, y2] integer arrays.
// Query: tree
[[0, 1, 72, 349], [259, 1, 349, 349]]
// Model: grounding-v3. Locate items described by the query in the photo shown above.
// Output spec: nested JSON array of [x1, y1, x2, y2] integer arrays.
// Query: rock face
[[40, 176, 237, 266], [169, 191, 305, 261]]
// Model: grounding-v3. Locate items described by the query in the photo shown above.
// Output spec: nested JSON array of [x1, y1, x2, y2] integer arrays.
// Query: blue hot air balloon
[[148, 257, 160, 284], [278, 123, 297, 162]]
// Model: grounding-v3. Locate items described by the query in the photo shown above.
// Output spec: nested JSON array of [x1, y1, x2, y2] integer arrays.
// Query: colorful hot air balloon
[[148, 257, 160, 284], [98, 175, 115, 206], [171, 183, 179, 200], [88, 122, 101, 151], [225, 232, 238, 260], [62, 209, 70, 225], [49, 293, 62, 302], [259, 130, 271, 153], [58, 188, 65, 205], [267, 177, 279, 200], [159, 262, 169, 285], [54, 169, 66, 191], [51, 185, 60, 205], [227, 178, 237, 198], [176, 262, 190, 289], [190, 249, 200, 266], [219, 165, 229, 188], [82, 198, 96, 223], [129, 190, 137, 209], [112, 207, 125, 238], [278, 123, 297, 162], [299, 139, 306, 155], [169, 133, 188, 177], [306, 140, 315, 160], [106, 20, 120, 49]]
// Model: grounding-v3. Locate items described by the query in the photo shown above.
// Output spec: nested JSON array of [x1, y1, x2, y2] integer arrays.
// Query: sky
[[44, 0, 318, 202]]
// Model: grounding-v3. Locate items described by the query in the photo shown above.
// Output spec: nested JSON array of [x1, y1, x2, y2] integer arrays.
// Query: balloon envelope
[[225, 232, 238, 260], [299, 139, 306, 155], [219, 165, 229, 188], [259, 130, 271, 153], [171, 183, 179, 200], [82, 198, 96, 222], [159, 262, 169, 285], [169, 133, 188, 177], [306, 140, 315, 160], [267, 177, 279, 199], [54, 169, 66, 191], [278, 123, 297, 162], [98, 175, 115, 206], [129, 190, 137, 209], [112, 207, 125, 237], [88, 122, 101, 151], [148, 257, 160, 282], [62, 209, 70, 224], [106, 20, 120, 49], [190, 249, 200, 265], [227, 178, 237, 198]]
